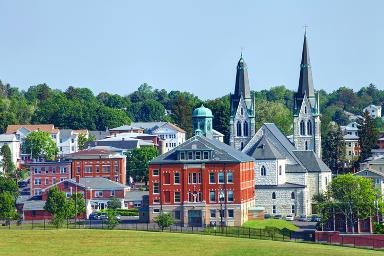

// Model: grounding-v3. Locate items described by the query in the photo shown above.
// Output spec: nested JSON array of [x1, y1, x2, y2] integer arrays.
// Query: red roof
[[6, 124, 59, 134]]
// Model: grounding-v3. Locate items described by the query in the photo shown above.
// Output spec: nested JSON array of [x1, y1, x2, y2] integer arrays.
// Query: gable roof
[[150, 135, 253, 164], [131, 122, 185, 134], [246, 136, 285, 160], [292, 151, 331, 173], [6, 124, 59, 134], [66, 148, 125, 159], [43, 177, 128, 191], [354, 169, 384, 177]]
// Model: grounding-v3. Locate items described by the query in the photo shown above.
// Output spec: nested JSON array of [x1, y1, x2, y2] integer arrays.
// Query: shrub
[[374, 222, 384, 234]]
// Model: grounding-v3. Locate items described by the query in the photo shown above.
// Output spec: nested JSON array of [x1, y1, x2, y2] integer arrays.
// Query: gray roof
[[16, 195, 31, 205], [234, 55, 251, 100], [354, 169, 384, 177], [59, 129, 74, 141], [292, 151, 331, 173], [297, 33, 314, 99], [87, 140, 140, 151], [89, 130, 110, 140], [76, 177, 128, 190], [110, 125, 143, 131], [256, 183, 306, 189], [23, 200, 46, 211], [246, 136, 285, 160], [130, 122, 167, 133], [285, 163, 307, 173], [0, 134, 17, 142], [151, 135, 254, 164], [124, 191, 149, 201]]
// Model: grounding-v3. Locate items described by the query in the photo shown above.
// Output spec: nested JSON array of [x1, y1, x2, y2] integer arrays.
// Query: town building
[[58, 129, 88, 155], [109, 125, 144, 135], [66, 148, 127, 185], [192, 105, 224, 142], [292, 33, 321, 158], [363, 104, 382, 119], [354, 169, 384, 195], [28, 159, 72, 196], [149, 135, 255, 227], [242, 123, 331, 216], [229, 54, 255, 150], [360, 156, 384, 173], [340, 122, 360, 161], [0, 134, 21, 170]]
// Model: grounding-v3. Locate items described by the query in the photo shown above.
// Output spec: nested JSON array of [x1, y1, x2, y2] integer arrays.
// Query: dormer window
[[188, 151, 193, 160], [261, 166, 267, 176], [203, 151, 209, 160], [180, 152, 185, 160], [195, 151, 201, 160], [279, 166, 282, 175]]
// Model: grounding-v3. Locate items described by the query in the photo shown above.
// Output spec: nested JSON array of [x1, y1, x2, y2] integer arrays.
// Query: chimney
[[76, 175, 80, 183]]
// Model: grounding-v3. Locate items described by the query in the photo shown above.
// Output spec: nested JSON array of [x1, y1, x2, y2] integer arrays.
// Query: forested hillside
[[0, 80, 383, 143]]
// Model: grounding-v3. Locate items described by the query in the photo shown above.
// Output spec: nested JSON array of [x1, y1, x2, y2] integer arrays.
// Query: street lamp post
[[219, 190, 225, 232]]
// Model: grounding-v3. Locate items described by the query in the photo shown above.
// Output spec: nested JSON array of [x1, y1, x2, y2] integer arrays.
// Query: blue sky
[[0, 1, 382, 99]]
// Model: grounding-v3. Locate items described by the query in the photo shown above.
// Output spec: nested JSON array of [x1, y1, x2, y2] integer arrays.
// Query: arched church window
[[291, 192, 295, 199], [237, 121, 242, 136], [241, 142, 244, 150], [243, 121, 249, 137], [304, 106, 307, 114], [272, 192, 276, 199], [307, 120, 313, 135], [300, 120, 305, 135], [240, 108, 243, 115], [261, 166, 266, 176], [305, 141, 308, 150]]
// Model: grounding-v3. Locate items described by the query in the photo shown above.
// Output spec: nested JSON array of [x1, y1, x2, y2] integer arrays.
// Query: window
[[174, 172, 180, 184], [236, 121, 242, 136], [304, 106, 307, 114], [174, 211, 181, 219], [153, 170, 159, 176], [153, 208, 160, 213], [60, 167, 67, 174], [45, 178, 49, 185], [85, 166, 92, 173], [240, 108, 243, 115], [195, 151, 201, 160], [272, 192, 276, 199], [325, 177, 328, 185], [102, 166, 110, 173], [243, 121, 249, 137], [307, 120, 313, 135], [95, 191, 103, 197], [210, 209, 216, 218], [34, 178, 41, 185], [52, 178, 56, 184], [34, 189, 42, 196], [209, 172, 215, 184], [227, 190, 234, 202], [203, 151, 209, 160], [45, 168, 49, 174], [153, 198, 160, 204], [111, 190, 115, 197], [188, 151, 193, 160], [174, 192, 181, 203], [164, 191, 170, 203], [279, 166, 282, 175], [300, 120, 305, 135], [52, 167, 56, 174], [227, 172, 233, 183], [76, 166, 80, 174], [291, 205, 295, 214], [60, 178, 65, 182], [164, 173, 170, 184], [228, 209, 234, 218], [34, 168, 41, 174], [153, 183, 159, 194], [305, 141, 308, 150], [261, 166, 266, 176], [180, 152, 185, 160], [96, 166, 100, 173], [218, 172, 224, 184], [209, 191, 216, 202], [291, 192, 295, 199], [272, 205, 276, 214]]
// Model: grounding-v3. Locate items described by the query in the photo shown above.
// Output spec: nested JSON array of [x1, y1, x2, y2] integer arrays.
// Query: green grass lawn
[[242, 219, 299, 231], [0, 229, 381, 256]]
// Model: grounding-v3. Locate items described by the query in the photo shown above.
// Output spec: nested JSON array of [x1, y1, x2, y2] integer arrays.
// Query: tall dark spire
[[234, 55, 251, 99], [297, 32, 315, 98]]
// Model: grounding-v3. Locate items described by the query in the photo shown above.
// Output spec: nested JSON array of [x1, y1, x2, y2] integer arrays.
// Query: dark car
[[99, 213, 108, 220], [274, 215, 282, 219], [297, 215, 308, 222], [311, 215, 321, 222], [89, 213, 100, 220], [264, 213, 271, 219]]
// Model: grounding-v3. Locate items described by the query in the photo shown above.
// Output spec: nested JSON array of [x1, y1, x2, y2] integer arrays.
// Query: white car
[[285, 215, 294, 221]]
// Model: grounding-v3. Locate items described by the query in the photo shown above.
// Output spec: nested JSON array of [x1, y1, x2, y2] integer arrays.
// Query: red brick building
[[66, 148, 126, 184], [28, 159, 72, 196], [149, 135, 255, 227]]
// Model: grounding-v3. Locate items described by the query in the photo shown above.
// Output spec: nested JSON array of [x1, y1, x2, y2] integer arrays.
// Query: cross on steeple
[[303, 25, 308, 35]]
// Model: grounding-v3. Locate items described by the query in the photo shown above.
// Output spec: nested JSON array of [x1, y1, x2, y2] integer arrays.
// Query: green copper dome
[[192, 104, 213, 117]]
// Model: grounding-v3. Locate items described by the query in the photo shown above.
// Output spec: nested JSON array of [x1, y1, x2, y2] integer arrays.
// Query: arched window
[[304, 106, 307, 114], [305, 141, 308, 150], [291, 192, 295, 199], [241, 142, 244, 150], [279, 166, 282, 175], [236, 121, 242, 136], [261, 166, 266, 176], [243, 121, 249, 137], [307, 120, 313, 135], [300, 120, 306, 135], [272, 192, 276, 199], [240, 108, 243, 115]]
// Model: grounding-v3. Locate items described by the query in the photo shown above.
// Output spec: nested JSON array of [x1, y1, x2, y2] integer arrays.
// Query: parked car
[[274, 215, 282, 219], [311, 215, 321, 222], [264, 213, 271, 219], [89, 213, 100, 220], [285, 215, 294, 221], [99, 213, 108, 220], [114, 214, 121, 221], [296, 215, 308, 222]]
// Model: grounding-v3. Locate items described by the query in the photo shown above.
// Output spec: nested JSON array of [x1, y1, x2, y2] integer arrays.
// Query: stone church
[[229, 33, 331, 216]]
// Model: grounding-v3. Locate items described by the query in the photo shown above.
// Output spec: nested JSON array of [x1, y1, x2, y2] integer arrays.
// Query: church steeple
[[234, 55, 251, 100], [297, 32, 315, 99]]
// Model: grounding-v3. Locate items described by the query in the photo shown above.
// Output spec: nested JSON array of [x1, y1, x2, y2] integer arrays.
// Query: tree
[[44, 187, 69, 228], [78, 133, 96, 150], [106, 210, 119, 229], [255, 100, 293, 135], [322, 122, 346, 174], [0, 192, 16, 222], [358, 110, 379, 162], [154, 212, 175, 231], [107, 198, 122, 210], [172, 95, 193, 138], [0, 144, 15, 176], [24, 131, 58, 160], [0, 176, 18, 197], [68, 192, 86, 219], [205, 96, 230, 143], [314, 174, 379, 233], [126, 147, 159, 185]]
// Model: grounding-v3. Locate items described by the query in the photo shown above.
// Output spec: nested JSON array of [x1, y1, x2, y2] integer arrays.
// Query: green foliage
[[107, 198, 122, 210], [126, 147, 159, 183], [78, 133, 96, 150], [44, 187, 72, 228], [24, 131, 58, 160], [154, 212, 175, 231], [205, 96, 230, 143], [172, 95, 193, 138], [373, 222, 384, 234], [358, 110, 379, 162], [0, 176, 19, 197], [322, 122, 346, 174], [0, 191, 17, 220], [68, 192, 86, 218], [0, 144, 15, 176], [255, 100, 293, 135], [106, 210, 120, 229], [100, 208, 139, 216]]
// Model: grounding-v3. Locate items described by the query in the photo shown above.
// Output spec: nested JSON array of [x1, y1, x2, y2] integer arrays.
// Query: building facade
[[0, 134, 21, 171], [229, 55, 255, 150], [58, 129, 88, 155], [363, 104, 382, 119], [66, 148, 127, 185], [148, 135, 255, 227], [340, 122, 360, 161], [292, 33, 321, 158]]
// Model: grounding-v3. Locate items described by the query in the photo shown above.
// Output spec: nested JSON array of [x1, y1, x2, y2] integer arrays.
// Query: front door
[[188, 210, 202, 227]]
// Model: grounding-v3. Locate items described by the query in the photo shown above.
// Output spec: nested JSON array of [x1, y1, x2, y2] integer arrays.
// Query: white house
[[58, 129, 88, 155], [363, 105, 382, 119], [0, 134, 20, 171], [340, 122, 360, 161]]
